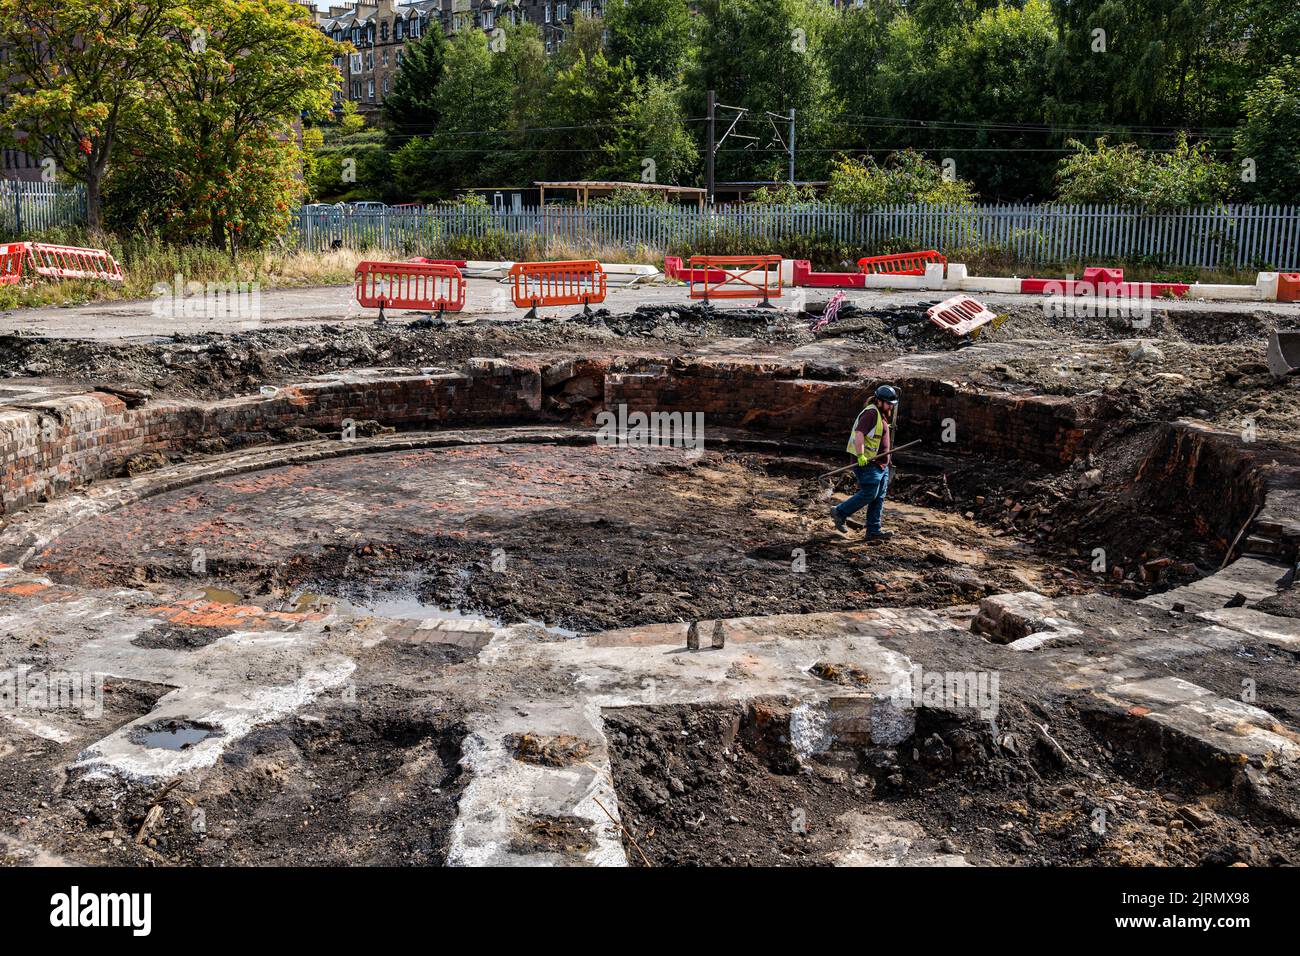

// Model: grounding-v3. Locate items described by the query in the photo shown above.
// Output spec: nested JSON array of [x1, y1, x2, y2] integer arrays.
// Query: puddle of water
[[289, 590, 579, 638], [133, 722, 222, 751], [200, 586, 245, 605]]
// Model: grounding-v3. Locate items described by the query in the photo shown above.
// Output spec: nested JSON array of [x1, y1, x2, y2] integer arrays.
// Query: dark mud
[[24, 699, 467, 866], [605, 683, 1300, 867], [29, 449, 1101, 633]]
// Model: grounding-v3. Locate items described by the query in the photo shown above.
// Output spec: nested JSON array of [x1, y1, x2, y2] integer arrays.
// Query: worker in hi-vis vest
[[832, 384, 899, 540]]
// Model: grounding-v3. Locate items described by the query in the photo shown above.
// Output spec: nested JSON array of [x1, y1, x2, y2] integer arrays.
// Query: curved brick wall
[[0, 359, 541, 515], [1, 353, 1290, 560]]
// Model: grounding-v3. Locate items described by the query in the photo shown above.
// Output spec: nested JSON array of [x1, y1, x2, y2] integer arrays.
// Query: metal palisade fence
[[290, 202, 1300, 271], [0, 181, 88, 238]]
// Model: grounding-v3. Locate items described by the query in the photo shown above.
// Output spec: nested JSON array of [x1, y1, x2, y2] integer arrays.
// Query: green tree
[[599, 77, 699, 184], [929, 0, 1058, 198], [108, 0, 342, 249], [605, 0, 692, 81], [339, 100, 367, 135], [382, 25, 447, 149], [541, 48, 640, 181], [554, 12, 607, 71], [1234, 58, 1300, 204], [1054, 135, 1234, 207], [392, 30, 515, 197], [822, 150, 976, 206], [1045, 0, 1253, 130], [690, 0, 835, 183], [0, 0, 174, 233]]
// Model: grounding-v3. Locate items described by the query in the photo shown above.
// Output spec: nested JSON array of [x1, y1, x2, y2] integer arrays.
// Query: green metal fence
[[288, 202, 1300, 270]]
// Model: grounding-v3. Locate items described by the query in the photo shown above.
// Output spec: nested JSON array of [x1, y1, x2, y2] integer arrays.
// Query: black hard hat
[[874, 384, 899, 403]]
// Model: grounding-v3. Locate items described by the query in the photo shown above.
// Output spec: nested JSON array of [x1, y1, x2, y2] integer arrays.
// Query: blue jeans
[[835, 464, 890, 533]]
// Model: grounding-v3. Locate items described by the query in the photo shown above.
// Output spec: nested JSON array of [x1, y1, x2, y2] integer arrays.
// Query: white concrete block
[[1186, 283, 1263, 301], [924, 262, 946, 290], [958, 276, 1023, 294]]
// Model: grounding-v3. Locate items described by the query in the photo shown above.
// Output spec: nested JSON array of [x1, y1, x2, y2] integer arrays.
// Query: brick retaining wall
[[0, 363, 541, 514], [0, 353, 1282, 568]]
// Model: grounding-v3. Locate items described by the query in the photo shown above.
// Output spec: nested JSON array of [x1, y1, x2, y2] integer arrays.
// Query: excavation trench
[[21, 419, 1249, 634], [3, 345, 1296, 867]]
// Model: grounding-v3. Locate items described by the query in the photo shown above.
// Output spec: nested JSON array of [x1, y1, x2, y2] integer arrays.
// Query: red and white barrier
[[780, 258, 1292, 302], [927, 295, 997, 336], [0, 241, 124, 285]]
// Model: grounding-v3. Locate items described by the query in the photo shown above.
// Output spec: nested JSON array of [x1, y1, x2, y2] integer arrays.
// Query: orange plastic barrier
[[858, 250, 946, 277], [926, 295, 996, 337], [687, 255, 782, 305], [354, 259, 465, 321], [508, 259, 607, 318], [1279, 273, 1300, 303], [0, 241, 123, 284], [0, 243, 24, 285]]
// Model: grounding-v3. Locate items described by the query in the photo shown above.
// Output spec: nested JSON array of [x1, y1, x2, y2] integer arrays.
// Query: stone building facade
[[317, 0, 605, 116]]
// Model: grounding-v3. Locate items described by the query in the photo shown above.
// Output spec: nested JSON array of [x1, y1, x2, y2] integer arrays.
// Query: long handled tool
[[818, 439, 923, 480]]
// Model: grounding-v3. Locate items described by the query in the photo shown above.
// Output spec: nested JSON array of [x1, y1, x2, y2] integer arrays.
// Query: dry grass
[[0, 242, 365, 311], [0, 231, 1267, 313]]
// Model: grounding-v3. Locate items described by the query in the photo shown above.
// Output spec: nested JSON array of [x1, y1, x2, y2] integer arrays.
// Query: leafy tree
[[928, 0, 1058, 198], [0, 0, 174, 233], [391, 30, 516, 197], [599, 77, 699, 184], [307, 128, 395, 203], [822, 150, 976, 206], [605, 0, 692, 81], [689, 0, 835, 183], [1054, 135, 1234, 207], [382, 25, 447, 148], [103, 0, 340, 250], [554, 12, 608, 71], [1234, 58, 1300, 204], [541, 48, 640, 180], [339, 100, 367, 135], [1045, 0, 1252, 130]]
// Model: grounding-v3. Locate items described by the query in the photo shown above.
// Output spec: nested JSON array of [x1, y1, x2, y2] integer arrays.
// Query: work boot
[[865, 530, 895, 541], [831, 508, 849, 534]]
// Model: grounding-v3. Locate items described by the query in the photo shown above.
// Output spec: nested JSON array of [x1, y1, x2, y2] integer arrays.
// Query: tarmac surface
[[3, 276, 1296, 341]]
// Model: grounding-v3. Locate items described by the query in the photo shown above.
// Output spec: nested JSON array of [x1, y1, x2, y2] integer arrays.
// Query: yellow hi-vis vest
[[846, 406, 886, 460]]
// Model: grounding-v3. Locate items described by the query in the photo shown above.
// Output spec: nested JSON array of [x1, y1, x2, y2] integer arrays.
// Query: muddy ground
[[27, 445, 1174, 634], [4, 300, 1300, 868], [1, 639, 470, 867], [605, 651, 1300, 868]]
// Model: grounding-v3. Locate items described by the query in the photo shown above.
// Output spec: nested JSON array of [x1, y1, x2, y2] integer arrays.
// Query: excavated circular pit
[[27, 439, 1096, 632]]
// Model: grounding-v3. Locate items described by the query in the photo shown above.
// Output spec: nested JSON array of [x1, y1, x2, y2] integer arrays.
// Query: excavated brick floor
[[3, 324, 1300, 867]]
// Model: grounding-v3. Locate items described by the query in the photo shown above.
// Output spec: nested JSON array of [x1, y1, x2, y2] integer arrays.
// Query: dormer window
[[483, 8, 494, 29]]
